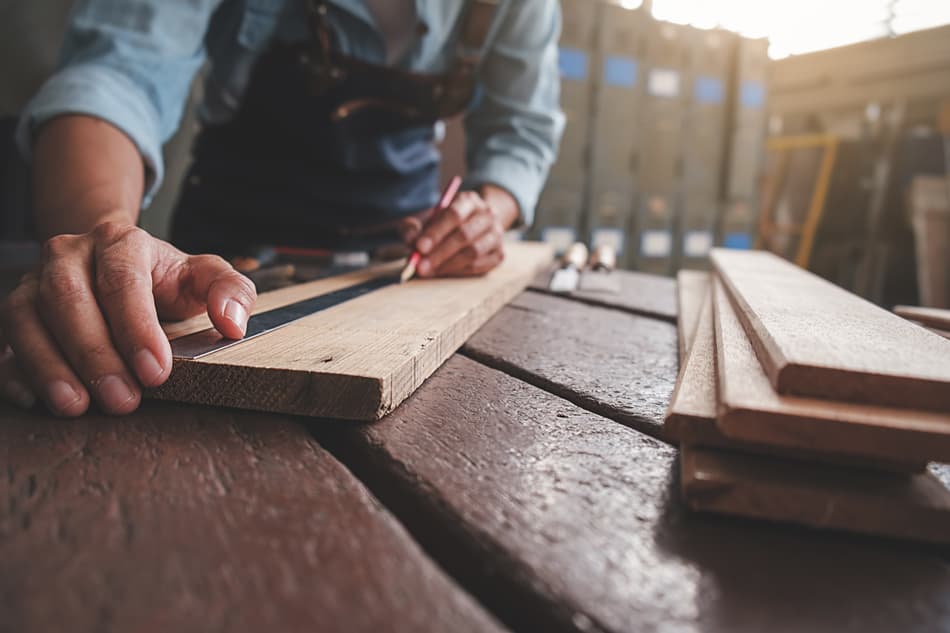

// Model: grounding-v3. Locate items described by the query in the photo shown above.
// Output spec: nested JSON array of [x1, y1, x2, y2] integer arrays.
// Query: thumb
[[155, 251, 257, 339], [399, 216, 424, 245]]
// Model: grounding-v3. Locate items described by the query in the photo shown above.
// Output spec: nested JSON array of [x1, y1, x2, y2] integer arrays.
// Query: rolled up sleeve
[[463, 0, 565, 227], [16, 0, 221, 207]]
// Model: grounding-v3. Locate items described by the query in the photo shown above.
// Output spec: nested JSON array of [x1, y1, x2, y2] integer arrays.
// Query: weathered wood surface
[[682, 446, 950, 545], [463, 291, 678, 439], [529, 266, 677, 322], [0, 402, 504, 633], [151, 242, 552, 420], [711, 248, 950, 411], [712, 277, 950, 464], [676, 270, 710, 363], [319, 355, 950, 633], [894, 305, 950, 331]]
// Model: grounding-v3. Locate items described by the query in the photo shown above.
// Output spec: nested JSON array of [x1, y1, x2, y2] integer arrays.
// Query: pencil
[[399, 175, 463, 283]]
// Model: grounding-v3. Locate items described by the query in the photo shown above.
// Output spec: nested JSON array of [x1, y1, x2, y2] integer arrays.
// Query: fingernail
[[96, 375, 136, 412], [133, 349, 164, 386], [224, 299, 248, 335], [3, 380, 36, 409], [47, 380, 81, 413], [417, 237, 432, 254], [418, 259, 432, 276]]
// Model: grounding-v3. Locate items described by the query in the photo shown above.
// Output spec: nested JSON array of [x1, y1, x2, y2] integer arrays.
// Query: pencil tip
[[399, 263, 416, 284]]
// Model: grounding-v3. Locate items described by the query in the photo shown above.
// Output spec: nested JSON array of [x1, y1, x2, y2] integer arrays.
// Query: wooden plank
[[529, 266, 677, 322], [676, 270, 710, 363], [711, 248, 950, 411], [150, 242, 552, 420], [894, 305, 950, 332], [664, 290, 922, 472], [712, 276, 950, 464], [0, 402, 505, 633], [681, 446, 950, 545], [463, 291, 678, 439], [318, 355, 950, 633]]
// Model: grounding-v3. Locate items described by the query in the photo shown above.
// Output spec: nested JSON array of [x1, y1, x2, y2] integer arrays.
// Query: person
[[0, 0, 564, 417]]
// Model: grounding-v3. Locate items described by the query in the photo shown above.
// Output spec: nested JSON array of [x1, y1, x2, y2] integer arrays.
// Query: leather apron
[[171, 0, 498, 255]]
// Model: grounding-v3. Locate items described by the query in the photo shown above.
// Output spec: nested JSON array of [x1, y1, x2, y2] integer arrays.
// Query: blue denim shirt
[[17, 0, 564, 225]]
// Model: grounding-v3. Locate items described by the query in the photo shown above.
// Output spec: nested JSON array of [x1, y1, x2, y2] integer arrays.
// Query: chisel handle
[[590, 244, 617, 272], [561, 242, 589, 270]]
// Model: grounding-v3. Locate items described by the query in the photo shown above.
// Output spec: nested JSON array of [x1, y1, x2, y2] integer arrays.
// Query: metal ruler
[[171, 276, 395, 360]]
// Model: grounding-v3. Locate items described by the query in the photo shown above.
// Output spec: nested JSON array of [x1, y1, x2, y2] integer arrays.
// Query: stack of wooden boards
[[667, 249, 950, 545], [150, 242, 553, 420]]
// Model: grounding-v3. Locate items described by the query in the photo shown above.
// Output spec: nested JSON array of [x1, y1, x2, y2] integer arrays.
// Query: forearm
[[32, 115, 145, 239]]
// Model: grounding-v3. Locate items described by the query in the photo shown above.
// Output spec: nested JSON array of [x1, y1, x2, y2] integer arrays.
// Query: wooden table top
[[3, 267, 949, 633]]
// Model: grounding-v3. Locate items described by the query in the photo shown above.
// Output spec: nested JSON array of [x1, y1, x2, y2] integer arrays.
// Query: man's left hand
[[398, 185, 519, 278]]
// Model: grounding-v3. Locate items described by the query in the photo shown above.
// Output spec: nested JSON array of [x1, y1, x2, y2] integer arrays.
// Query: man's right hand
[[0, 222, 256, 416]]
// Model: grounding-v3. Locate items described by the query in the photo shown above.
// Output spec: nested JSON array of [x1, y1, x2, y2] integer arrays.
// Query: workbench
[[2, 267, 949, 633]]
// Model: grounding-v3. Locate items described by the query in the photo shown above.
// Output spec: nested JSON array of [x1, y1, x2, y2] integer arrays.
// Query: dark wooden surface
[[3, 261, 950, 633], [0, 402, 504, 633], [529, 267, 678, 322], [463, 291, 678, 439]]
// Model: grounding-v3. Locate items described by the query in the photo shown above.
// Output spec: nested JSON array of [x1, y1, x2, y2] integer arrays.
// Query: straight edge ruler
[[170, 276, 395, 360]]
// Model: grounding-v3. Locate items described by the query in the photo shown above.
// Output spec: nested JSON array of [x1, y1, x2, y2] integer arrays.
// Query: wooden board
[[676, 270, 710, 364], [317, 355, 950, 633], [681, 446, 950, 545], [463, 291, 678, 439], [150, 242, 553, 420], [0, 402, 505, 633], [529, 266, 677, 322], [664, 289, 922, 472], [894, 305, 950, 331], [711, 248, 950, 411], [712, 276, 950, 465]]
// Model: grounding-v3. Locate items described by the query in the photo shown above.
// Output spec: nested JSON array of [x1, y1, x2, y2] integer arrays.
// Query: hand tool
[[578, 244, 621, 294], [170, 275, 395, 359], [400, 175, 463, 283], [548, 242, 588, 293]]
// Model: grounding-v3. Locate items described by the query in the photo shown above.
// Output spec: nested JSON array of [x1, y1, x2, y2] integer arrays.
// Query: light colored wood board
[[161, 260, 404, 340], [681, 445, 950, 545], [149, 242, 553, 420], [664, 287, 923, 472], [711, 248, 950, 411], [676, 270, 709, 364], [894, 305, 950, 332], [712, 276, 950, 464]]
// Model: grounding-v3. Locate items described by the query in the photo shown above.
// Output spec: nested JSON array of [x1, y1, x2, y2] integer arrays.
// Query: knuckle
[[42, 234, 79, 261], [2, 287, 34, 323], [40, 268, 88, 303], [96, 265, 149, 300], [75, 341, 113, 370], [191, 253, 230, 271], [92, 221, 137, 244]]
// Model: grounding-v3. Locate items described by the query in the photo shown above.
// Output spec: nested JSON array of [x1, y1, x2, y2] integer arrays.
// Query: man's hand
[[0, 222, 256, 416], [398, 185, 519, 278]]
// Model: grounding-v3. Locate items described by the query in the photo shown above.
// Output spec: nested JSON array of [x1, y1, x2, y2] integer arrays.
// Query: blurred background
[[1, 0, 949, 308]]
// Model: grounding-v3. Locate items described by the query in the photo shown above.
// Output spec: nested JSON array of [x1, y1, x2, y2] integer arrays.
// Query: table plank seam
[[312, 414, 618, 633], [526, 288, 678, 324], [459, 347, 671, 445]]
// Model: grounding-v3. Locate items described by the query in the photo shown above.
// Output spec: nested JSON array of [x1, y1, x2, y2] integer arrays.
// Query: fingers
[[435, 230, 505, 277], [414, 191, 484, 257], [398, 216, 424, 245], [0, 345, 36, 410], [175, 254, 257, 340], [417, 200, 497, 276], [1, 278, 90, 416], [36, 233, 141, 414], [92, 224, 171, 387]]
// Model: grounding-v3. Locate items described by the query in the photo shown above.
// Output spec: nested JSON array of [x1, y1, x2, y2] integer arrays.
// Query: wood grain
[[529, 266, 677, 322], [664, 289, 922, 471], [711, 248, 950, 411], [712, 276, 950, 464], [319, 355, 950, 633], [676, 270, 710, 364], [0, 402, 504, 633], [463, 291, 678, 439], [681, 445, 950, 545], [151, 242, 552, 420], [894, 305, 950, 331]]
